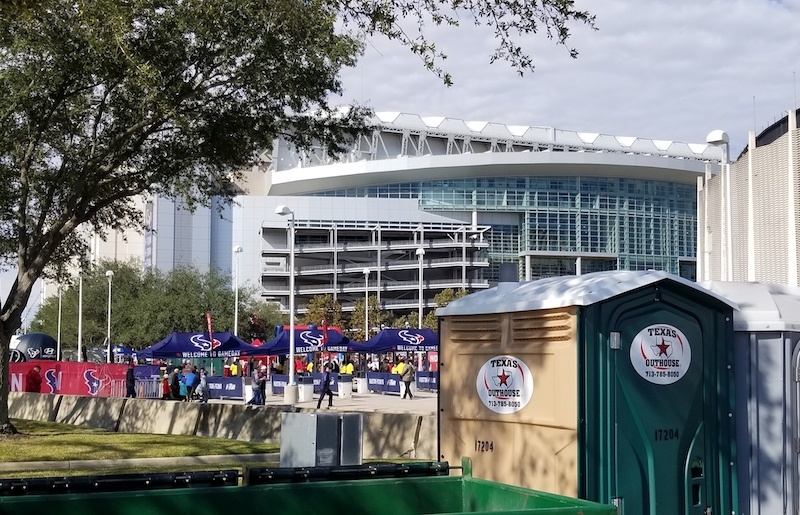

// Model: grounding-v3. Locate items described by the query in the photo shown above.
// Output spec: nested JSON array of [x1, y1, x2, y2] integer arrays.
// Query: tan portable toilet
[[436, 270, 738, 515]]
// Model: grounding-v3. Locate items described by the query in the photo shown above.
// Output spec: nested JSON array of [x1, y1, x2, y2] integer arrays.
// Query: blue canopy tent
[[137, 331, 263, 359], [112, 345, 136, 356], [260, 327, 352, 355], [352, 328, 439, 353]]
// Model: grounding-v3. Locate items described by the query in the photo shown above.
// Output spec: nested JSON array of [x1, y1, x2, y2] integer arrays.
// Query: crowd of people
[[160, 364, 209, 402], [19, 350, 432, 403]]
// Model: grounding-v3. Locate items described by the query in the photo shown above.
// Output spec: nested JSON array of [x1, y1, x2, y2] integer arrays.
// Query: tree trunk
[[0, 321, 18, 434]]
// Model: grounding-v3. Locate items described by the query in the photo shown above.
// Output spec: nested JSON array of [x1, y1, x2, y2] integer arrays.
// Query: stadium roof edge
[[371, 111, 724, 162]]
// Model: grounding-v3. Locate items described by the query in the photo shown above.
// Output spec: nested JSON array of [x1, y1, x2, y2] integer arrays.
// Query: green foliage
[[30, 259, 268, 351], [0, 0, 594, 432], [349, 294, 390, 341], [241, 298, 286, 342], [421, 288, 469, 328], [300, 294, 344, 330]]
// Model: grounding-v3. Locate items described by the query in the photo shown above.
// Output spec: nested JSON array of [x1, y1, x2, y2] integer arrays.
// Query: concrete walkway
[[254, 388, 437, 415]]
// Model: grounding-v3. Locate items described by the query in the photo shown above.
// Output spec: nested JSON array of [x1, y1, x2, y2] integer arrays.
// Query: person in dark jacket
[[24, 365, 42, 393], [125, 362, 137, 398], [316, 364, 334, 409], [169, 366, 181, 400], [401, 359, 415, 399]]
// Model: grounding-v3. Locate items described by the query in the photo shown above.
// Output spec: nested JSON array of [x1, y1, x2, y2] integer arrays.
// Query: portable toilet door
[[579, 277, 738, 515]]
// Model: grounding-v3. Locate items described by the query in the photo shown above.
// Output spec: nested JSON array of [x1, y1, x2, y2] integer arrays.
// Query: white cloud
[[338, 0, 800, 154]]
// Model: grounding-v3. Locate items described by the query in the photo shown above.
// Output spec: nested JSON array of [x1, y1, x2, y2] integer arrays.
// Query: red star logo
[[656, 338, 670, 356], [497, 369, 510, 387]]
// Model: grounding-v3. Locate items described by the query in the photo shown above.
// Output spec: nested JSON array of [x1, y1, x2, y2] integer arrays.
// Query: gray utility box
[[279, 412, 363, 468]]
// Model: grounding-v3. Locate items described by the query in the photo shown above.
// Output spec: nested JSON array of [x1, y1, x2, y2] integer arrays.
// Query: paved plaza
[[234, 388, 438, 416]]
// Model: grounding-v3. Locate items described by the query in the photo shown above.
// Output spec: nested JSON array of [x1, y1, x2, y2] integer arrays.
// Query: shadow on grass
[[3, 419, 279, 463]]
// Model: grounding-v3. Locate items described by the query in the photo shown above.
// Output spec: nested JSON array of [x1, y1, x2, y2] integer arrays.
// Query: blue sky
[[338, 0, 800, 155], [5, 0, 800, 325]]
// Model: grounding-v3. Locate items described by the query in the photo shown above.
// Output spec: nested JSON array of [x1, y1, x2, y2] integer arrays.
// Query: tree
[[30, 260, 268, 353], [422, 288, 469, 328], [300, 294, 344, 330], [240, 298, 285, 343], [349, 295, 389, 341], [0, 0, 593, 433]]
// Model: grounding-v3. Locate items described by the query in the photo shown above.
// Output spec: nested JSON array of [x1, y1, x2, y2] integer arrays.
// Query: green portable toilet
[[436, 270, 738, 515]]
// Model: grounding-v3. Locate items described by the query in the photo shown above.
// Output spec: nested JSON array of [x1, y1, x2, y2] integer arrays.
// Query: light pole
[[56, 285, 62, 361], [706, 130, 732, 281], [233, 245, 243, 335], [275, 204, 297, 404], [78, 273, 83, 362], [363, 267, 370, 339], [105, 270, 114, 363], [416, 248, 425, 328]]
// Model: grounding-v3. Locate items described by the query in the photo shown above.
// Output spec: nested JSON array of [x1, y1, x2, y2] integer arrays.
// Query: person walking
[[249, 365, 263, 405], [24, 365, 42, 393], [401, 359, 415, 399], [316, 363, 334, 409], [258, 365, 268, 405], [161, 373, 170, 400], [183, 366, 196, 401], [197, 368, 209, 403], [169, 366, 181, 400], [125, 362, 137, 398]]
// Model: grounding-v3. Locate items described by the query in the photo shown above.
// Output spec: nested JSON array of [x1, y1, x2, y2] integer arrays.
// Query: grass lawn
[[1, 419, 279, 463]]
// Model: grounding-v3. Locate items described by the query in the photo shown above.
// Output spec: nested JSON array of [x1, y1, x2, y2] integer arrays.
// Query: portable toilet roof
[[699, 280, 800, 331], [437, 270, 737, 316]]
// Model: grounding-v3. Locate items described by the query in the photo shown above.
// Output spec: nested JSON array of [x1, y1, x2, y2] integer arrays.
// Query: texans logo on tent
[[44, 369, 58, 394], [83, 369, 103, 396], [190, 334, 222, 352], [398, 330, 424, 346], [299, 331, 324, 349]]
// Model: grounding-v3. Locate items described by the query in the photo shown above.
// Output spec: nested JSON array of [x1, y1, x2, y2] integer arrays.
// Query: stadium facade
[[698, 108, 800, 286], [92, 112, 724, 318]]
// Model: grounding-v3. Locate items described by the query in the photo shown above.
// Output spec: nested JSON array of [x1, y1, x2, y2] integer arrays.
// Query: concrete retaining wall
[[57, 395, 126, 432], [7, 393, 437, 460], [9, 393, 61, 422]]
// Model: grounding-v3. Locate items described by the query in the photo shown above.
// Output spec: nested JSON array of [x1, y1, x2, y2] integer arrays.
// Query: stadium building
[[698, 108, 800, 286], [93, 112, 724, 318]]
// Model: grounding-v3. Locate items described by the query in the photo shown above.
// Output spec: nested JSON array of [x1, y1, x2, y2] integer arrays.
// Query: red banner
[[10, 360, 127, 397]]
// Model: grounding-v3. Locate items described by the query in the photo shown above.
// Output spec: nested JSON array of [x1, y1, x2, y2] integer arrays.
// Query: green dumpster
[[0, 459, 615, 515]]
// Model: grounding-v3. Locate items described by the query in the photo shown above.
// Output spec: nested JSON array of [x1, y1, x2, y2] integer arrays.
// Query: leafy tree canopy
[[0, 0, 593, 432], [30, 259, 285, 353]]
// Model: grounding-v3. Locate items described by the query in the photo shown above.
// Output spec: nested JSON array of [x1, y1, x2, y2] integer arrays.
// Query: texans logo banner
[[9, 360, 127, 396]]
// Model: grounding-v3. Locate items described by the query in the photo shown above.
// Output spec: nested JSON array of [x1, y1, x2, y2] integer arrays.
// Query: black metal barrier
[[246, 461, 450, 485], [0, 470, 239, 496], [0, 463, 451, 497]]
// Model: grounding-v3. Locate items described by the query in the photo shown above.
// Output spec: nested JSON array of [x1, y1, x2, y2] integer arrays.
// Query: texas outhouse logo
[[629, 324, 692, 385], [475, 355, 534, 414]]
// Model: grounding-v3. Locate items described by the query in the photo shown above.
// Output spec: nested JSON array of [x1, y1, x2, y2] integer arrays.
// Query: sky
[[337, 0, 800, 156], [4, 0, 800, 326]]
